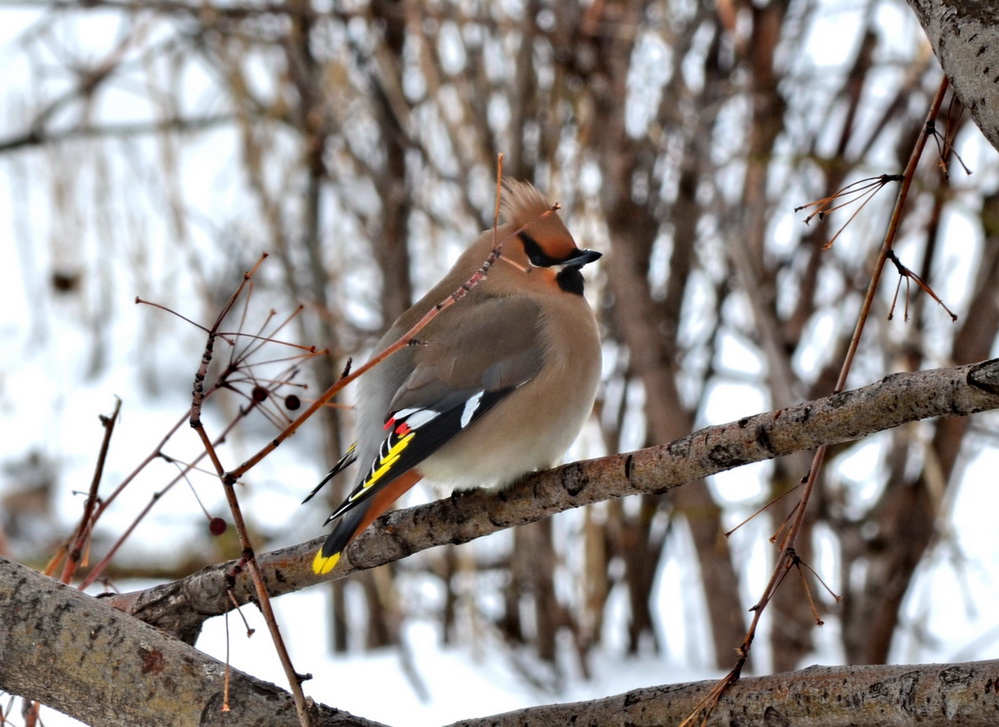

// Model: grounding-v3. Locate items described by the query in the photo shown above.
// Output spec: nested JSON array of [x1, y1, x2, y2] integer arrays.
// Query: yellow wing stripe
[[349, 432, 415, 502], [313, 432, 416, 576]]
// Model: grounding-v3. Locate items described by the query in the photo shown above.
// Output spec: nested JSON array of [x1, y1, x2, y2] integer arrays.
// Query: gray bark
[[0, 557, 384, 727], [448, 660, 999, 727], [908, 0, 999, 150]]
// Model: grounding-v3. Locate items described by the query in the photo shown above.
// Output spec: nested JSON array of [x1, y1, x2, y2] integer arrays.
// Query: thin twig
[[885, 248, 958, 321], [684, 74, 951, 725], [186, 259, 313, 727], [54, 397, 122, 584], [76, 406, 253, 590], [795, 174, 903, 249]]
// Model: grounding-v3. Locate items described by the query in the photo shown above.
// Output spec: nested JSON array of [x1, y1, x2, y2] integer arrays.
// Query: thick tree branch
[[4, 552, 996, 726], [447, 659, 999, 727], [0, 557, 385, 727], [907, 0, 999, 151], [112, 358, 999, 641]]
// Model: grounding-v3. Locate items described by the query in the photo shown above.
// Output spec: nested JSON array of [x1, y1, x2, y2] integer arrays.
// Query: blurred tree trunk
[[575, 0, 748, 667], [286, 0, 354, 654]]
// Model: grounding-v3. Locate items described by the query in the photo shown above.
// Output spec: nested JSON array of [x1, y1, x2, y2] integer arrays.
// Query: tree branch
[[4, 554, 996, 726], [907, 0, 999, 151], [6, 358, 999, 725], [111, 358, 999, 641], [447, 659, 999, 727], [0, 557, 385, 727]]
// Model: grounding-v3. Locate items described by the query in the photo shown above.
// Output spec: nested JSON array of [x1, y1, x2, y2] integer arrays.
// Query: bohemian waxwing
[[308, 180, 602, 575]]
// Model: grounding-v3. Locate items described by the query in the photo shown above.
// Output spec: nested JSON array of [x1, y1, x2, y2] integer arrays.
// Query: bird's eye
[[519, 233, 560, 267]]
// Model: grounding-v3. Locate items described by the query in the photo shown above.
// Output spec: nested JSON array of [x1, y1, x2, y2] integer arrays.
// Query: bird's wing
[[313, 296, 545, 574], [327, 295, 544, 525]]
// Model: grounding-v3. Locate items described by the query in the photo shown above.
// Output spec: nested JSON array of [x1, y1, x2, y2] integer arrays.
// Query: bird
[[307, 180, 602, 575]]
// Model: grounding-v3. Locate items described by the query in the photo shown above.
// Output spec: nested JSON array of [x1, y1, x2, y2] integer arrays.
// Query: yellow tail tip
[[313, 548, 341, 575]]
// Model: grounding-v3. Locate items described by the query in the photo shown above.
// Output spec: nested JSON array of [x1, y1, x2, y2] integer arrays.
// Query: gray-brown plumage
[[310, 181, 602, 574]]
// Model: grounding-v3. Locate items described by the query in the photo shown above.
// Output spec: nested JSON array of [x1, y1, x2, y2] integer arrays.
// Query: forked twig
[[186, 257, 314, 727], [71, 290, 317, 591], [795, 173, 903, 249], [886, 248, 958, 322], [927, 95, 972, 179]]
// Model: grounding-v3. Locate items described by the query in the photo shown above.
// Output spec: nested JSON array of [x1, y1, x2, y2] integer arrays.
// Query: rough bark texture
[[447, 660, 999, 727], [5, 552, 997, 727], [0, 558, 383, 727], [908, 0, 999, 151]]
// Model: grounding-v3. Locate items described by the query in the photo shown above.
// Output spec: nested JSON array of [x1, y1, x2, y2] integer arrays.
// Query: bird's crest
[[501, 180, 558, 230]]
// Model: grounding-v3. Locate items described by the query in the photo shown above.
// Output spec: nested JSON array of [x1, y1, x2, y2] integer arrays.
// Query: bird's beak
[[563, 249, 602, 267]]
